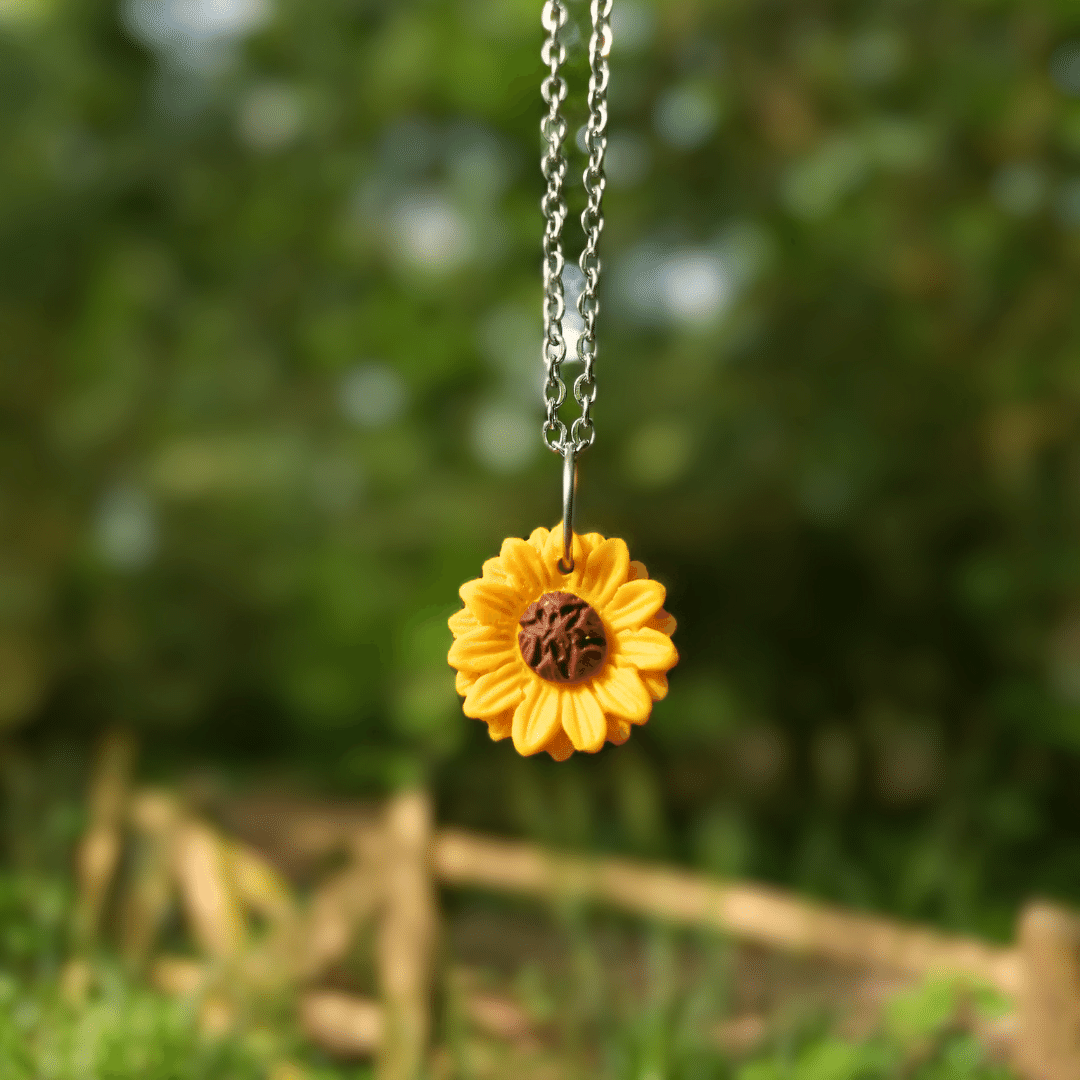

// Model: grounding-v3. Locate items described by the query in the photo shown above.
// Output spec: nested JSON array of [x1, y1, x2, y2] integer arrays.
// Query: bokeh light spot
[[121, 0, 268, 67], [1050, 41, 1080, 97], [95, 485, 157, 570], [781, 136, 870, 220], [653, 83, 721, 151], [616, 247, 733, 327], [390, 192, 473, 273], [237, 83, 303, 151], [657, 251, 730, 325], [339, 363, 408, 428], [610, 1, 655, 55], [470, 402, 537, 474]]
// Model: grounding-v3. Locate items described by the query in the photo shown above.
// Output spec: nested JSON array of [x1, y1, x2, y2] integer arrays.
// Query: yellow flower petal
[[604, 579, 666, 633], [546, 729, 575, 761], [606, 717, 632, 745], [641, 671, 669, 701], [527, 526, 550, 554], [499, 537, 548, 596], [463, 661, 525, 719], [578, 532, 604, 556], [482, 557, 509, 583], [512, 680, 562, 756], [615, 627, 677, 672], [486, 711, 513, 741], [459, 579, 523, 626], [578, 537, 630, 609], [562, 686, 606, 753], [628, 560, 649, 582], [448, 625, 518, 674], [455, 669, 477, 696], [592, 665, 651, 723], [448, 607, 478, 638], [647, 609, 677, 636]]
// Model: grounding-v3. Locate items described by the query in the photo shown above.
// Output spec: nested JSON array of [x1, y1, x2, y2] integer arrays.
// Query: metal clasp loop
[[558, 445, 578, 574]]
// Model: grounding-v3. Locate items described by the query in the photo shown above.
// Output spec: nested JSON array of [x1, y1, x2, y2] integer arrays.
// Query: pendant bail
[[558, 444, 578, 574]]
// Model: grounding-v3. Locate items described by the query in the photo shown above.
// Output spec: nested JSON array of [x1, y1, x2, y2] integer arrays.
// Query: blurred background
[[3, 0, 1080, 1075]]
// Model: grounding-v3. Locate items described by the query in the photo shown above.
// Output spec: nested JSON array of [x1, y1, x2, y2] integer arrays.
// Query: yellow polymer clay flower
[[448, 525, 678, 761]]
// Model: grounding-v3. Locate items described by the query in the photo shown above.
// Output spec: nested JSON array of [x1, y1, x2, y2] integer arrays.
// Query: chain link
[[541, 0, 610, 456], [541, 0, 570, 453], [571, 0, 611, 452]]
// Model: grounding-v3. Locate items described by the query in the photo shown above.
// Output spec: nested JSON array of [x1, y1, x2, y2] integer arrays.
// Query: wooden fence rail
[[433, 826, 1022, 996]]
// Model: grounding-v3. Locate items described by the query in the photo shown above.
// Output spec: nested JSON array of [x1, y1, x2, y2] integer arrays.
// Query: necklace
[[448, 0, 678, 761]]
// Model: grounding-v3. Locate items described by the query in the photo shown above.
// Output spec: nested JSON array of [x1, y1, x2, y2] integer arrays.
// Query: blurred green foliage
[[0, 968, 271, 1080], [0, 865, 271, 1079], [731, 979, 1015, 1079], [4, 0, 1080, 936]]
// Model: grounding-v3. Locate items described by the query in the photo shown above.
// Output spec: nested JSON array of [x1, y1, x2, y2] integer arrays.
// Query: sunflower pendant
[[448, 525, 677, 760]]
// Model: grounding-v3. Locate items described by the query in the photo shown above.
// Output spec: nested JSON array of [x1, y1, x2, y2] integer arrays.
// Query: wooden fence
[[72, 734, 1080, 1080]]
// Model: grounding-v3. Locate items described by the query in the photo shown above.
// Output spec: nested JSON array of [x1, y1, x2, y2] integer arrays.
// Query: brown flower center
[[518, 591, 608, 684]]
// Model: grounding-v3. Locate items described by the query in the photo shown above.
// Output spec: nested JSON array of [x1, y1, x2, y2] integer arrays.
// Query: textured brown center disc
[[518, 591, 608, 684]]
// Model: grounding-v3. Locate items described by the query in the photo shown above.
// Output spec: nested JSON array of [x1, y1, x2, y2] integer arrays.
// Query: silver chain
[[541, 0, 611, 458], [540, 0, 569, 454]]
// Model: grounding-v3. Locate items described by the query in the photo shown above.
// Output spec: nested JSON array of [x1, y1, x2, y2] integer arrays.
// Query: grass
[[0, 867, 1019, 1080], [438, 905, 1016, 1080]]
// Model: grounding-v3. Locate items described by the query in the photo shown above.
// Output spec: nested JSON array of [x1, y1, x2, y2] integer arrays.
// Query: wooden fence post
[[73, 730, 135, 946], [1016, 901, 1080, 1080], [376, 790, 437, 1080]]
